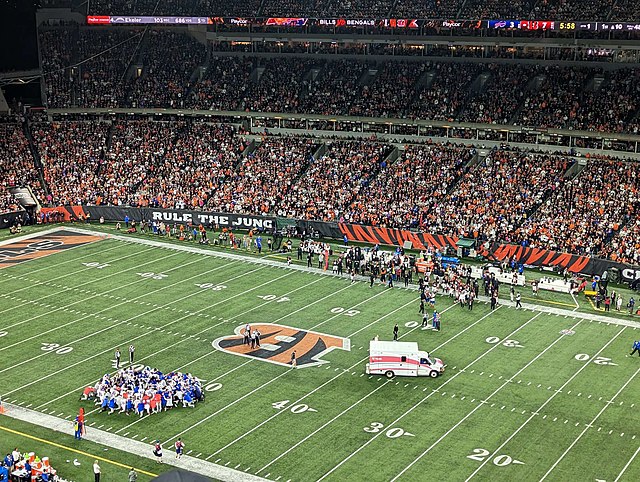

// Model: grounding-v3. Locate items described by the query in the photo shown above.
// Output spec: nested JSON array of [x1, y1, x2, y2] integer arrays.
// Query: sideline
[[0, 424, 157, 478], [62, 226, 640, 330], [2, 404, 268, 482]]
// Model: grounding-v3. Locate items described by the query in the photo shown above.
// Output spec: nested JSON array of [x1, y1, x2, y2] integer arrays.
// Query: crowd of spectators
[[188, 56, 254, 111], [612, 217, 640, 265], [243, 58, 319, 113], [0, 123, 45, 213], [432, 149, 574, 243], [277, 140, 392, 220], [126, 31, 207, 109], [36, 31, 640, 134], [513, 158, 640, 260], [28, 119, 251, 208], [131, 122, 245, 209], [39, 27, 76, 108], [31, 121, 109, 205], [88, 0, 196, 16], [207, 137, 317, 214], [392, 0, 462, 19], [457, 64, 535, 124], [197, 0, 264, 16], [348, 62, 428, 118], [409, 62, 484, 121], [610, 0, 640, 21], [345, 143, 475, 228], [76, 29, 141, 108], [297, 60, 369, 116], [459, 0, 534, 19], [8, 113, 640, 264], [532, 0, 615, 21], [513, 66, 592, 129], [83, 0, 632, 20], [564, 68, 640, 133]]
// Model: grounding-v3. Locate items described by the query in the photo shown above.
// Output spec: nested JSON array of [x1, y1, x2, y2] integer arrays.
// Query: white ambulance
[[365, 340, 445, 378]]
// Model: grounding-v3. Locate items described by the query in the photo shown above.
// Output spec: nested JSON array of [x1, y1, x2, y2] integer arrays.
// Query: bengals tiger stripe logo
[[212, 324, 350, 368]]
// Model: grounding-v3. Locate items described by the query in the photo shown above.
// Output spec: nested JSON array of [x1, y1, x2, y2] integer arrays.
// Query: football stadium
[[1, 1, 640, 481]]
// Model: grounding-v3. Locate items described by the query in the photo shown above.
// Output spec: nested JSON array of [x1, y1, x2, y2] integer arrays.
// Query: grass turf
[[0, 227, 638, 481], [0, 417, 168, 481]]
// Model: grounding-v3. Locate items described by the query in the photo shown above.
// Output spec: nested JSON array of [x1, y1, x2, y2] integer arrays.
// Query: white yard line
[[614, 445, 640, 482], [113, 277, 331, 433], [0, 240, 123, 289], [257, 312, 583, 480], [0, 227, 66, 246], [39, 322, 232, 411], [124, 279, 386, 437], [0, 243, 152, 308], [257, 380, 392, 474], [208, 301, 478, 459], [539, 363, 640, 481], [465, 325, 627, 481], [391, 316, 586, 481], [3, 402, 269, 482], [1, 265, 279, 397], [162, 294, 434, 447], [0, 253, 234, 359], [0, 228, 107, 273], [162, 370, 293, 447], [63, 228, 640, 331], [309, 288, 388, 330], [316, 310, 543, 482], [40, 274, 346, 412], [0, 246, 179, 333]]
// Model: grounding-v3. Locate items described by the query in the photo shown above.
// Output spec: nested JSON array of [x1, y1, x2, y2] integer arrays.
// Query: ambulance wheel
[[385, 370, 395, 378], [429, 371, 439, 378]]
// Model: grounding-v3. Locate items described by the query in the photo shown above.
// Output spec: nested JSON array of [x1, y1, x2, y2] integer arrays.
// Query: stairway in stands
[[21, 118, 50, 204]]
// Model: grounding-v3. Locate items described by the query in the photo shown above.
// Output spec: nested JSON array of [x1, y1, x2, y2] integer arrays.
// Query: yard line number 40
[[272, 400, 318, 413]]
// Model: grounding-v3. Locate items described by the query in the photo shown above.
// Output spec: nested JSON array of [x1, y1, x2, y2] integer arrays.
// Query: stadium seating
[[83, 0, 633, 21], [11, 113, 640, 265], [0, 122, 45, 213], [514, 158, 640, 260], [18, 8, 640, 265], [37, 32, 640, 134]]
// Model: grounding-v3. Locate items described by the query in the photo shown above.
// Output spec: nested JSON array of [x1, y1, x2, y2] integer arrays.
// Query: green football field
[[0, 228, 639, 482]]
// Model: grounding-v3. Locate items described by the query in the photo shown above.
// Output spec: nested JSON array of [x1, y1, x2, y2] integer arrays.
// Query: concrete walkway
[[3, 403, 267, 482]]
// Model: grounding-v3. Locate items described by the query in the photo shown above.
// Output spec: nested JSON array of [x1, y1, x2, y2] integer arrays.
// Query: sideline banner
[[38, 206, 640, 280], [337, 222, 640, 279], [40, 206, 276, 231], [338, 223, 458, 251], [477, 242, 637, 281]]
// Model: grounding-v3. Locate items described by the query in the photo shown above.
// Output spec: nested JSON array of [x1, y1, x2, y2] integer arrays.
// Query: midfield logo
[[212, 324, 350, 368]]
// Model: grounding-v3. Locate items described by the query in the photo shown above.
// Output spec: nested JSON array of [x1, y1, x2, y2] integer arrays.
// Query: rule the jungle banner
[[39, 206, 640, 281], [41, 205, 276, 231]]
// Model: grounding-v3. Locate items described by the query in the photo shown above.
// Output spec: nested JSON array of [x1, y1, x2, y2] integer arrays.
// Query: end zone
[[0, 230, 104, 269]]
